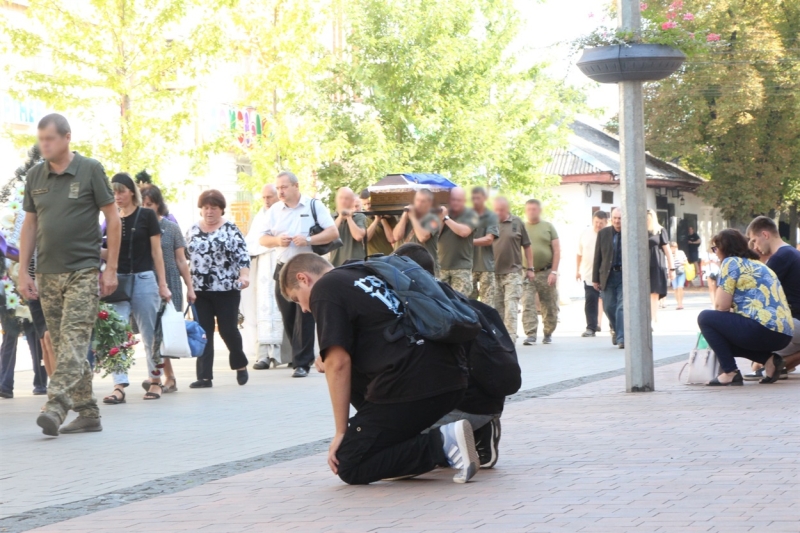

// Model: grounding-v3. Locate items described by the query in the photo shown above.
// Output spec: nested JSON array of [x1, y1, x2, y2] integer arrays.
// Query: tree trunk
[[790, 204, 798, 246]]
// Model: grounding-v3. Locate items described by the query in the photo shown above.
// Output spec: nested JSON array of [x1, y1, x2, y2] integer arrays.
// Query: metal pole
[[618, 0, 654, 392]]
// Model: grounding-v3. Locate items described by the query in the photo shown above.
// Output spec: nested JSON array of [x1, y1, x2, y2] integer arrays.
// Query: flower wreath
[[92, 303, 140, 378]]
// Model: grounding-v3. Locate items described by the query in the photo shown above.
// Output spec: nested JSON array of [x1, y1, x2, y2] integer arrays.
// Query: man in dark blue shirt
[[747, 216, 800, 374]]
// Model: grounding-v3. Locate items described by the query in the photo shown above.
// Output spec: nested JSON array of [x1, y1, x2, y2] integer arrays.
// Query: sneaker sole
[[60, 425, 103, 434], [452, 420, 479, 483], [36, 413, 60, 437]]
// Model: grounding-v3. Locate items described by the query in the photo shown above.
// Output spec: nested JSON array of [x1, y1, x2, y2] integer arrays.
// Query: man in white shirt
[[576, 211, 608, 337], [242, 184, 284, 370], [260, 171, 338, 378]]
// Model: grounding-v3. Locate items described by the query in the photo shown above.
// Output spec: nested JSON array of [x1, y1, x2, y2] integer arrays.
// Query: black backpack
[[464, 299, 522, 398], [340, 255, 481, 344]]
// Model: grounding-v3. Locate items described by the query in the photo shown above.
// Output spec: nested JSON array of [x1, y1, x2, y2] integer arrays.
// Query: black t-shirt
[[310, 266, 468, 404], [107, 207, 161, 273], [686, 233, 701, 261], [767, 245, 800, 320]]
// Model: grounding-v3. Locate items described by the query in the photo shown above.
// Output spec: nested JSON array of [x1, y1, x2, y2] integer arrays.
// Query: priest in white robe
[[241, 184, 283, 368]]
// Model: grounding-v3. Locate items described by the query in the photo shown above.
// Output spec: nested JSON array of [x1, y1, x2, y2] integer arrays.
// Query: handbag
[[101, 208, 140, 303], [160, 303, 192, 357], [185, 304, 208, 357], [309, 199, 343, 255], [679, 334, 720, 384]]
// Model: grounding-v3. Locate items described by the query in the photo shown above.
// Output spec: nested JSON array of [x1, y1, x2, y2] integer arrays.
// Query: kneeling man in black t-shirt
[[279, 253, 479, 484]]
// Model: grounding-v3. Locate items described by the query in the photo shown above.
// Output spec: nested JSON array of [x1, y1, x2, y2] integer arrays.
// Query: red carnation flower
[[98, 310, 109, 320], [109, 347, 120, 356]]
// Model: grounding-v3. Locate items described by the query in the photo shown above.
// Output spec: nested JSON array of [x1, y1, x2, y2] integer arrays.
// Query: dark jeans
[[698, 310, 792, 373], [336, 389, 464, 485], [274, 264, 315, 370], [195, 290, 248, 381], [0, 316, 47, 394], [584, 282, 600, 332], [601, 270, 624, 343]]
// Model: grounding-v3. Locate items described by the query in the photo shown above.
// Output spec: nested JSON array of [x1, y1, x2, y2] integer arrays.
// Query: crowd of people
[[5, 112, 800, 486]]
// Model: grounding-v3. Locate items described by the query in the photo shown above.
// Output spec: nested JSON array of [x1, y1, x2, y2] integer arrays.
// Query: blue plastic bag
[[184, 305, 208, 357]]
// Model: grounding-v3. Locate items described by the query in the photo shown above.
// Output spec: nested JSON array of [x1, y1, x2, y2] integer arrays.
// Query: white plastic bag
[[160, 303, 192, 357]]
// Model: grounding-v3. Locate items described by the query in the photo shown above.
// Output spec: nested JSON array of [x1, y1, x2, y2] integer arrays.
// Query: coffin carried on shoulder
[[367, 173, 456, 214]]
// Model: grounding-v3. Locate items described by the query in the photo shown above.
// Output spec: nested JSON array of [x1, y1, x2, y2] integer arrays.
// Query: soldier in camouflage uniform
[[18, 114, 121, 436], [437, 187, 480, 296], [521, 199, 561, 345], [469, 187, 499, 306], [491, 197, 534, 344]]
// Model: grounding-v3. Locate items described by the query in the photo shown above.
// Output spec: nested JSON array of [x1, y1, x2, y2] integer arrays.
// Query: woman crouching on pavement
[[103, 173, 172, 404], [186, 190, 251, 388], [697, 229, 793, 386]]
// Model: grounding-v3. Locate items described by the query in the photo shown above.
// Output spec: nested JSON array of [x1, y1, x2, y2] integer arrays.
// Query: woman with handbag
[[139, 184, 196, 393], [102, 174, 172, 404], [697, 229, 793, 386], [670, 242, 687, 310], [186, 190, 251, 388], [647, 210, 675, 325]]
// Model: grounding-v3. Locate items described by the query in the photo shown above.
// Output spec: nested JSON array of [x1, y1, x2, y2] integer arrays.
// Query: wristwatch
[[526, 268, 534, 272], [443, 215, 451, 222], [306, 236, 311, 245]]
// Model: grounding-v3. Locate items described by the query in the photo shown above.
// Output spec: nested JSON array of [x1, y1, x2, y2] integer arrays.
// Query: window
[[601, 190, 614, 204]]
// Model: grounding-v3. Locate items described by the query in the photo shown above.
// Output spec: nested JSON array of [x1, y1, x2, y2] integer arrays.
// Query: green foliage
[[1, 0, 234, 178], [643, 0, 800, 219], [317, 0, 584, 201]]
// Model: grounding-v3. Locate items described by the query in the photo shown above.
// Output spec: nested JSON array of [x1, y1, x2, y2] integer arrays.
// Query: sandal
[[162, 379, 178, 393], [103, 388, 126, 404], [143, 384, 163, 400]]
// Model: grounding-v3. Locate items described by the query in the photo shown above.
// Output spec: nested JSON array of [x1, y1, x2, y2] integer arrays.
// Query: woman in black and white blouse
[[186, 190, 251, 388]]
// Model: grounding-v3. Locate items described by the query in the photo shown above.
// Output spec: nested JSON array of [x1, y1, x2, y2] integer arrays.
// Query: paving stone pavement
[[15, 359, 800, 533]]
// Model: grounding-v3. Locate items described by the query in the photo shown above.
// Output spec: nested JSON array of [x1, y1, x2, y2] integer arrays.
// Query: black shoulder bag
[[101, 207, 140, 303], [309, 199, 343, 255]]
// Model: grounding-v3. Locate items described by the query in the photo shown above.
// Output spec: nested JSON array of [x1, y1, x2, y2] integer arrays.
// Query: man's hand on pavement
[[328, 433, 345, 475]]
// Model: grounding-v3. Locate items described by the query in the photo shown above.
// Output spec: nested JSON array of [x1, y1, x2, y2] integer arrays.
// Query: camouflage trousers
[[522, 268, 559, 338], [38, 268, 100, 422], [470, 271, 497, 308], [439, 268, 473, 296], [495, 272, 523, 344]]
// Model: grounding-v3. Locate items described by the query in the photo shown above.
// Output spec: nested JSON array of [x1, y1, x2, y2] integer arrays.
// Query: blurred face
[[670, 244, 678, 254], [362, 197, 371, 210], [493, 200, 509, 221], [413, 192, 433, 215], [525, 202, 541, 223], [449, 188, 466, 214], [262, 185, 278, 209], [276, 175, 300, 204], [748, 230, 771, 256], [142, 196, 157, 212], [336, 188, 355, 211], [114, 186, 134, 209], [471, 191, 486, 211], [611, 209, 622, 231], [201, 204, 223, 225], [592, 215, 608, 232], [354, 197, 363, 211], [285, 272, 321, 313], [37, 124, 70, 161], [688, 227, 695, 235]]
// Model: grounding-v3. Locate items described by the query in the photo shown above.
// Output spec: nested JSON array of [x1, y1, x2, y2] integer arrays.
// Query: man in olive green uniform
[[491, 197, 534, 344], [393, 188, 441, 276], [18, 114, 121, 436], [521, 199, 561, 345], [437, 187, 479, 295], [470, 187, 499, 306], [361, 190, 397, 256], [330, 187, 367, 267]]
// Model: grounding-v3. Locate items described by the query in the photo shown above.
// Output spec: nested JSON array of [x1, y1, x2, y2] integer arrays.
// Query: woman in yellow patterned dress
[[698, 229, 793, 386]]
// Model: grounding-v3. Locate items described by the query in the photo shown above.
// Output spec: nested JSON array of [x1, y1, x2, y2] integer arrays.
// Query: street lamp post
[[618, 0, 654, 392]]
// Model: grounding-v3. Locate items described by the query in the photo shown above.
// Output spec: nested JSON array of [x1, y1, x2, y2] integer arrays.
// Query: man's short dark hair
[[593, 210, 608, 220], [37, 113, 71, 136], [526, 199, 541, 207], [359, 188, 370, 200], [393, 243, 435, 276], [415, 188, 434, 201], [280, 253, 332, 298], [747, 216, 779, 237], [471, 186, 487, 197]]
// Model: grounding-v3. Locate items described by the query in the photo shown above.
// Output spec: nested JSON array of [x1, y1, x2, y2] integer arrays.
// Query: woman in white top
[[669, 242, 688, 310]]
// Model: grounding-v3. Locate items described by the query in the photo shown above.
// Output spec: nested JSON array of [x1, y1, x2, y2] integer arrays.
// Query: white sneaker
[[439, 420, 479, 483]]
